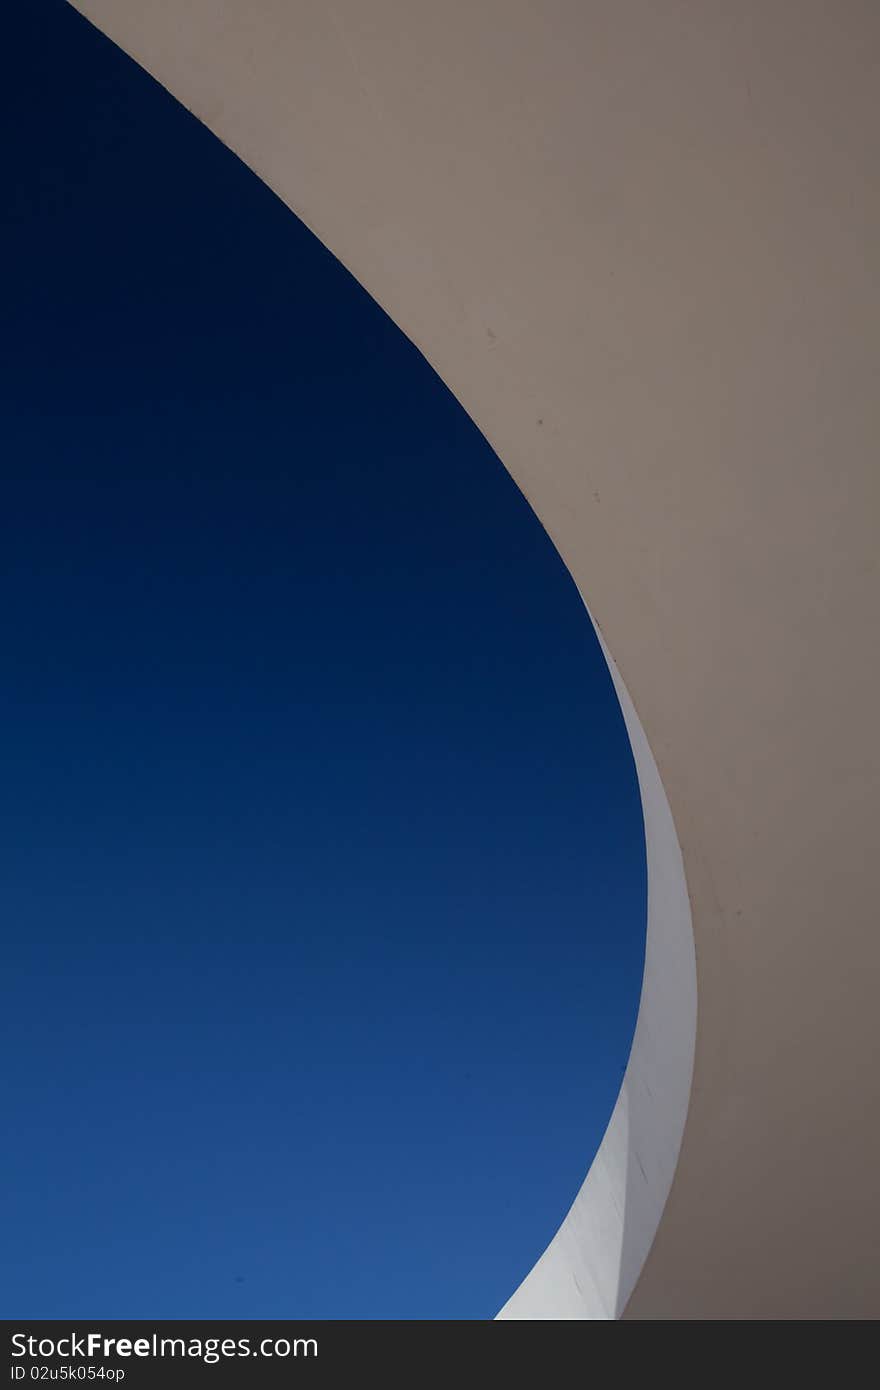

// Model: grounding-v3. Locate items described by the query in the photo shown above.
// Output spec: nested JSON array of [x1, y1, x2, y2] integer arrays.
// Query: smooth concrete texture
[[66, 2, 880, 1317]]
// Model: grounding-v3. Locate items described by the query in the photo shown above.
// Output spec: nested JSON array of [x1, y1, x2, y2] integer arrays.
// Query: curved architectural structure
[[67, 1, 880, 1317]]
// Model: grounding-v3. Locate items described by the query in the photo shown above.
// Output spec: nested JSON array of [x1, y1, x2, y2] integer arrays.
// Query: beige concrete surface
[[67, 1, 880, 1317]]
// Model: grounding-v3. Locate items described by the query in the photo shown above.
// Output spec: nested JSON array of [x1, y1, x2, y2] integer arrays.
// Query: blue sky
[[1, 1, 646, 1318]]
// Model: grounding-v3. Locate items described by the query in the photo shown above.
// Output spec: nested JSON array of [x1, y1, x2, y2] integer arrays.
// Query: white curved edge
[[497, 611, 696, 1320]]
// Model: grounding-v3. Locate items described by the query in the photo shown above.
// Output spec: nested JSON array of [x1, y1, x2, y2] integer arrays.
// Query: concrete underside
[[67, 1, 880, 1317]]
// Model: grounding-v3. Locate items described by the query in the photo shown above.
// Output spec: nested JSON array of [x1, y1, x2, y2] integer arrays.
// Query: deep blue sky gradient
[[1, 1, 646, 1318]]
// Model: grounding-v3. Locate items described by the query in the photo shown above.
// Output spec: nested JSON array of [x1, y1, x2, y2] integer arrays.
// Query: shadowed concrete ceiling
[[67, 1, 880, 1316]]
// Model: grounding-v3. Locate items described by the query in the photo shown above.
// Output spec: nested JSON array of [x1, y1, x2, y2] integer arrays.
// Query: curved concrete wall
[[499, 621, 696, 1318], [68, 1, 880, 1317]]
